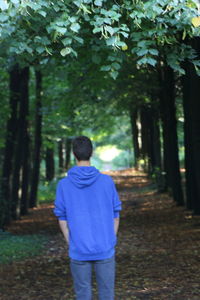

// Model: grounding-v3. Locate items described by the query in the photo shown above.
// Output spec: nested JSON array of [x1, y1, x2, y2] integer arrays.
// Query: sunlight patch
[[95, 145, 122, 162]]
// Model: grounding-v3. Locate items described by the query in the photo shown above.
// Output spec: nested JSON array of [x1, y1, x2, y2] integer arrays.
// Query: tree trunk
[[65, 138, 72, 170], [158, 65, 184, 206], [11, 67, 29, 219], [182, 38, 200, 214], [140, 106, 151, 172], [130, 107, 140, 169], [58, 139, 64, 171], [150, 103, 164, 191], [45, 146, 55, 181], [0, 65, 20, 227], [29, 70, 43, 209]]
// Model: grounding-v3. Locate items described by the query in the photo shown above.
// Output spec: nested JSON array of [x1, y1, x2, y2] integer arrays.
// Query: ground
[[0, 169, 200, 300]]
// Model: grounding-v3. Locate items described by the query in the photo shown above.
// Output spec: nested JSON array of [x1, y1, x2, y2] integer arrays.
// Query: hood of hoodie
[[67, 166, 100, 188]]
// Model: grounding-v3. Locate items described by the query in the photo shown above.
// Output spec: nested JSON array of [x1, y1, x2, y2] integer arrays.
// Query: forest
[[0, 1, 200, 231], [1, 0, 200, 230], [1, 1, 200, 299]]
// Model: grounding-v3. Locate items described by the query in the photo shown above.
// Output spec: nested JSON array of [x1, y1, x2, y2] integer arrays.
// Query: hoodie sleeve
[[111, 177, 122, 218], [54, 181, 67, 221]]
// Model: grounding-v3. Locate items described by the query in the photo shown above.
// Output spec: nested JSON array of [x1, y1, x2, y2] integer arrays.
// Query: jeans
[[70, 255, 115, 300]]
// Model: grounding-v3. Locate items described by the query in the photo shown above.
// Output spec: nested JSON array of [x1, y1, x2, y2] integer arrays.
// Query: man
[[54, 136, 122, 300]]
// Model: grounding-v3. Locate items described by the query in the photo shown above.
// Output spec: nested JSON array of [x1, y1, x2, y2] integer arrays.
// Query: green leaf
[[136, 49, 148, 56], [110, 71, 118, 80], [104, 25, 114, 36], [93, 27, 102, 33], [149, 49, 159, 56], [111, 62, 121, 70], [73, 36, 84, 44], [146, 57, 157, 66], [56, 27, 67, 35], [137, 57, 148, 65], [70, 23, 81, 33], [60, 47, 72, 56], [38, 10, 47, 17], [0, 13, 8, 22], [120, 31, 129, 38], [36, 46, 45, 54], [100, 65, 111, 71], [106, 36, 117, 46], [94, 0, 103, 6], [61, 37, 72, 46]]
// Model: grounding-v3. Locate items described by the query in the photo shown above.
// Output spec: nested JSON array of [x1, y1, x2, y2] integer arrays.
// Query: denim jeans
[[70, 255, 115, 300]]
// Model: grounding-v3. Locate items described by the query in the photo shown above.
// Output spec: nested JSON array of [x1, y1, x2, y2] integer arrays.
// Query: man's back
[[54, 166, 121, 261]]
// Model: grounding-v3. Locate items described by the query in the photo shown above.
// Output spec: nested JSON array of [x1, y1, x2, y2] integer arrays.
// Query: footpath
[[0, 169, 200, 300]]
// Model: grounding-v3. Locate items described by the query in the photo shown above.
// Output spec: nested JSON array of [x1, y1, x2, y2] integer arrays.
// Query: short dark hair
[[72, 136, 93, 161]]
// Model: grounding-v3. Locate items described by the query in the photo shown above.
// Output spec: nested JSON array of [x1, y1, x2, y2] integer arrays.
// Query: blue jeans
[[70, 255, 115, 300]]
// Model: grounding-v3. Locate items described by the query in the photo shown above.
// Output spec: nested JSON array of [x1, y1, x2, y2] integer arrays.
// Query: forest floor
[[0, 169, 200, 300]]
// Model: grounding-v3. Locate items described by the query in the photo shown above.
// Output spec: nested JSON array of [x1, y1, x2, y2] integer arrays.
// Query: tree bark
[[58, 139, 64, 171], [11, 67, 29, 219], [182, 38, 200, 214], [29, 70, 43, 208], [65, 138, 72, 170], [158, 65, 184, 206], [130, 107, 140, 169], [45, 146, 55, 181], [140, 106, 151, 172]]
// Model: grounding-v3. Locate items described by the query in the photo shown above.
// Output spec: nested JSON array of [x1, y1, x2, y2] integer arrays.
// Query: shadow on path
[[1, 168, 200, 299]]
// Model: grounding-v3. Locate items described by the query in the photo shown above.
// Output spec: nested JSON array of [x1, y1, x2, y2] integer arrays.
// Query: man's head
[[72, 136, 93, 161]]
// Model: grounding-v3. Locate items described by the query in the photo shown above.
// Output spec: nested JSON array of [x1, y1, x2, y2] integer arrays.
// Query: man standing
[[54, 136, 122, 300]]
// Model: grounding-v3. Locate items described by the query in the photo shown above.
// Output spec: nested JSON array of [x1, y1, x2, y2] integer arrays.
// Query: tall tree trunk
[[0, 65, 20, 227], [140, 106, 150, 172], [130, 107, 140, 169], [150, 102, 164, 191], [45, 146, 55, 181], [58, 139, 64, 171], [29, 70, 43, 208], [11, 67, 29, 219], [182, 38, 200, 214], [158, 65, 184, 206], [20, 129, 30, 215], [65, 138, 72, 170]]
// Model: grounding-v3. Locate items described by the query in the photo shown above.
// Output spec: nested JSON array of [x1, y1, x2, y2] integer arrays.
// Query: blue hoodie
[[54, 166, 122, 261]]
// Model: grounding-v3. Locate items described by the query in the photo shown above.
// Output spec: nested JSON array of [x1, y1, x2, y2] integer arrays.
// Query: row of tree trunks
[[0, 66, 45, 227], [57, 137, 72, 172], [130, 65, 184, 206]]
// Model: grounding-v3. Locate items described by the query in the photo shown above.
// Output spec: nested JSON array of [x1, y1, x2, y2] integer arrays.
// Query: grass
[[0, 232, 48, 264]]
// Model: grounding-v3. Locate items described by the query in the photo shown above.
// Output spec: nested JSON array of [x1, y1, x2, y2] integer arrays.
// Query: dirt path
[[0, 169, 200, 299]]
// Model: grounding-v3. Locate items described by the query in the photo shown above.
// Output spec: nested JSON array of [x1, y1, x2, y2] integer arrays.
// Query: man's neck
[[77, 160, 91, 166]]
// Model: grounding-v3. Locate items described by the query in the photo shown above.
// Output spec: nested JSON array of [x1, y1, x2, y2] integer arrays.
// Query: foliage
[[0, 0, 200, 75]]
